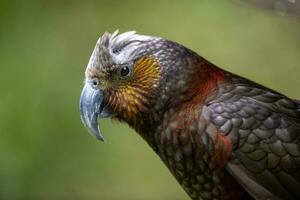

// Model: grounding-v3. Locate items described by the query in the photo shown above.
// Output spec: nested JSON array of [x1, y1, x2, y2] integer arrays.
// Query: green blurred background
[[0, 0, 299, 199]]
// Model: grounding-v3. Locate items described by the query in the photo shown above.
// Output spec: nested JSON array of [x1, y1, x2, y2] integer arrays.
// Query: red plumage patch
[[181, 60, 226, 111], [209, 133, 233, 169]]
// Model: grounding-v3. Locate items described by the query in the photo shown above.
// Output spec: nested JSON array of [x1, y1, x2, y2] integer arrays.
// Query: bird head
[[80, 31, 223, 141]]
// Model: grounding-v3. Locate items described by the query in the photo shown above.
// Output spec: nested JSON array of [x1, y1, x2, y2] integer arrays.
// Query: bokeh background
[[1, 0, 299, 199]]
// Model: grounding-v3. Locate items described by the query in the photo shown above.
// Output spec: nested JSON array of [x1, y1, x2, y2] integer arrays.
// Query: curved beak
[[79, 84, 115, 141]]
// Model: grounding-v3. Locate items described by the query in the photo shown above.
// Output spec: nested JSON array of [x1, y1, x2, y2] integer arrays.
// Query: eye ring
[[119, 65, 130, 77], [90, 78, 99, 88]]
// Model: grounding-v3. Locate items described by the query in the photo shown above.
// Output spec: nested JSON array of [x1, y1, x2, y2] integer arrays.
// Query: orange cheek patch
[[133, 57, 160, 88], [107, 57, 161, 126]]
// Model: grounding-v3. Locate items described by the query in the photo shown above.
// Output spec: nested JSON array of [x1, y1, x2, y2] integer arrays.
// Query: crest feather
[[99, 30, 153, 53], [87, 30, 157, 72]]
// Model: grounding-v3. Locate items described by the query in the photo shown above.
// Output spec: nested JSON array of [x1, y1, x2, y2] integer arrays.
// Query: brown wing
[[203, 76, 300, 200]]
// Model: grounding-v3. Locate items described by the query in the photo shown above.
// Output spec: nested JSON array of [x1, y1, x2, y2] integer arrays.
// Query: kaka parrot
[[80, 31, 300, 200]]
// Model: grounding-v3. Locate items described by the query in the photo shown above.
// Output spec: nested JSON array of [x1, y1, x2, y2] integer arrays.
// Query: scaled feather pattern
[[80, 31, 300, 200]]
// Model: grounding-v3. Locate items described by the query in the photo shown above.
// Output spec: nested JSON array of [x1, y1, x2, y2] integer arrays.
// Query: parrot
[[79, 31, 300, 200]]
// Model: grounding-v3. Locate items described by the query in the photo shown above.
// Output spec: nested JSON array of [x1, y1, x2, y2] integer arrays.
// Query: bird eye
[[91, 78, 99, 88], [119, 65, 130, 77]]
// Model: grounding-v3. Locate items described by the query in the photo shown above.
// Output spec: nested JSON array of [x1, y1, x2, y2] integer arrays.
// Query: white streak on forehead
[[85, 30, 159, 77], [108, 30, 155, 63]]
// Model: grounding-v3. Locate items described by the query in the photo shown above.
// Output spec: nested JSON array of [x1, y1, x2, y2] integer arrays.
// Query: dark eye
[[91, 78, 99, 88], [119, 65, 130, 77]]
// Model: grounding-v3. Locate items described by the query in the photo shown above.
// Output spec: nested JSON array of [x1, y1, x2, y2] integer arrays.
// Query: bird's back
[[205, 74, 300, 199]]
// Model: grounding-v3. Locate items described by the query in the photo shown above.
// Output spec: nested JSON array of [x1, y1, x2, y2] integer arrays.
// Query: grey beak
[[80, 84, 115, 141]]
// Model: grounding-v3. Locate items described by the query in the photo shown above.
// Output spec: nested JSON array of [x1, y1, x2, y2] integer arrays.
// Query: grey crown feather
[[87, 30, 155, 71]]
